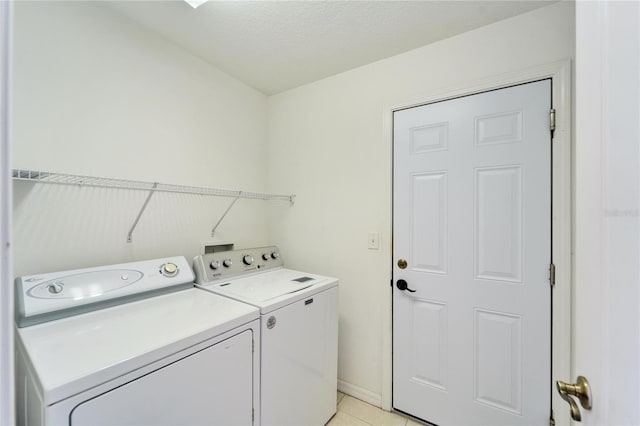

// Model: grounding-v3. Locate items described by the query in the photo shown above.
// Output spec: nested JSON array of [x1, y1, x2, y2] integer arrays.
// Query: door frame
[[382, 60, 572, 424], [0, 1, 13, 425]]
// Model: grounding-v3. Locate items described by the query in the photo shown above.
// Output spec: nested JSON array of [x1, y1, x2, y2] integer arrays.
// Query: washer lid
[[199, 269, 338, 313], [16, 288, 259, 405]]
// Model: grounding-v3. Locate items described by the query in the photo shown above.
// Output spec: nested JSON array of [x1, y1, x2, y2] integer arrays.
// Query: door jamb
[[382, 60, 572, 424], [0, 2, 13, 425]]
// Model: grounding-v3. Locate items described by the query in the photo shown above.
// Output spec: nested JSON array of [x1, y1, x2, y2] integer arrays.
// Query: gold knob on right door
[[397, 259, 408, 269], [556, 376, 592, 421]]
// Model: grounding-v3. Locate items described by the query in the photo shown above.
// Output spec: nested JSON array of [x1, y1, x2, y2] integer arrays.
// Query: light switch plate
[[368, 232, 380, 250]]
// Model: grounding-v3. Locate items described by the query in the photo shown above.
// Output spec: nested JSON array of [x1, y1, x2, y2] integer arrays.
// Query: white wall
[[11, 2, 272, 276], [267, 1, 575, 405]]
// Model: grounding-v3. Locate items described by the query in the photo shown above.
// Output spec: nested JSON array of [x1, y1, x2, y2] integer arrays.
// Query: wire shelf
[[12, 168, 295, 242], [12, 169, 295, 202]]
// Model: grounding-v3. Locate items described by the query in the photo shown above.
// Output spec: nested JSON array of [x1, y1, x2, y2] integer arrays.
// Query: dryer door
[[70, 330, 254, 425]]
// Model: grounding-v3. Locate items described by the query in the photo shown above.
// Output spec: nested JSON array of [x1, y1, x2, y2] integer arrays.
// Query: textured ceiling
[[105, 1, 558, 95]]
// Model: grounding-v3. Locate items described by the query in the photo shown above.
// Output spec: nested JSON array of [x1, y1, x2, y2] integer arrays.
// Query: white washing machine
[[193, 246, 339, 426], [15, 256, 261, 426]]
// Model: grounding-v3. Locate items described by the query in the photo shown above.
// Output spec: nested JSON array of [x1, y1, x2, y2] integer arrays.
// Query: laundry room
[[4, 0, 612, 425]]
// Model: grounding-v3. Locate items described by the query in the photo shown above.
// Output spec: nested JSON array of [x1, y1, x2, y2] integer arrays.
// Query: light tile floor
[[327, 392, 426, 426]]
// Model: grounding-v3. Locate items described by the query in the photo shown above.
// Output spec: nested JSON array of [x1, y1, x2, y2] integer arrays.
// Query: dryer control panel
[[193, 246, 284, 284], [15, 256, 194, 327]]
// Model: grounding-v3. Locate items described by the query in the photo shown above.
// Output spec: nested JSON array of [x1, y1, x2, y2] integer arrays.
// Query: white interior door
[[393, 80, 552, 425], [568, 1, 640, 424]]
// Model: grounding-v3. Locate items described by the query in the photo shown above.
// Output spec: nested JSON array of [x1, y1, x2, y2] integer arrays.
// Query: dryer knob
[[47, 282, 64, 294], [262, 253, 270, 261], [223, 259, 233, 268], [243, 255, 254, 266], [271, 251, 280, 260], [210, 260, 220, 270], [162, 263, 178, 277]]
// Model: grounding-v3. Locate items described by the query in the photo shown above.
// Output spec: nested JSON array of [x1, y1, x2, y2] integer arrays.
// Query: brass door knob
[[397, 259, 408, 269], [556, 376, 592, 421]]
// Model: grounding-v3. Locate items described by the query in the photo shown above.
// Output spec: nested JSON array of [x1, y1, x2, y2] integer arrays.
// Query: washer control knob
[[271, 251, 280, 260], [223, 259, 233, 268], [262, 253, 270, 261], [210, 260, 220, 270], [243, 255, 254, 266], [162, 263, 178, 277], [47, 282, 64, 294]]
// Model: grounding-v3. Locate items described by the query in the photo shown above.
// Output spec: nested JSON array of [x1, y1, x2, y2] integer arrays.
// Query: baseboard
[[337, 379, 382, 408]]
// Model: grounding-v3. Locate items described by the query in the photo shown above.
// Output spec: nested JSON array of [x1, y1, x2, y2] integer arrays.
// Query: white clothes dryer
[[15, 256, 260, 426], [193, 246, 339, 426]]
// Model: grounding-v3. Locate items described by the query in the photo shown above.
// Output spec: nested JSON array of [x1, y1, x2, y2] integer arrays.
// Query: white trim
[[0, 2, 13, 425], [383, 60, 572, 423], [338, 379, 382, 408]]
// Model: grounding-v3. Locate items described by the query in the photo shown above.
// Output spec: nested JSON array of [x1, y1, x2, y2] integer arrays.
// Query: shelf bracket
[[127, 182, 158, 243], [211, 196, 240, 238]]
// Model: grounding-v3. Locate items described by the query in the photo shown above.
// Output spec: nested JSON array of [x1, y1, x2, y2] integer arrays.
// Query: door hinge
[[549, 263, 556, 287], [550, 108, 556, 135], [550, 409, 555, 426], [252, 408, 255, 423]]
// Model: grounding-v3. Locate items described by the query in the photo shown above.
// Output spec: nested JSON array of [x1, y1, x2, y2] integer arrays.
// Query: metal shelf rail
[[12, 169, 295, 242]]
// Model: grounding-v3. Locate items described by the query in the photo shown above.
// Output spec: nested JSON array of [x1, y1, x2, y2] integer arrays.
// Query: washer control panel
[[193, 246, 283, 284], [15, 256, 194, 327]]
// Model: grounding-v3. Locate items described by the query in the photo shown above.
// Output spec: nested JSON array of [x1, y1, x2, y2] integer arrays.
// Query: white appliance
[[193, 246, 339, 426], [15, 256, 261, 426]]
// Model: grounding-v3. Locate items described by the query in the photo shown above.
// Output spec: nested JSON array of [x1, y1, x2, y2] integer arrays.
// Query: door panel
[[475, 166, 522, 282], [474, 309, 522, 414], [393, 80, 551, 425], [409, 298, 448, 390], [412, 172, 448, 273]]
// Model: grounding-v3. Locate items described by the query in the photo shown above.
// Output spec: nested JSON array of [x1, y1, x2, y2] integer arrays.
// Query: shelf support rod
[[211, 196, 240, 238], [127, 182, 158, 243]]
